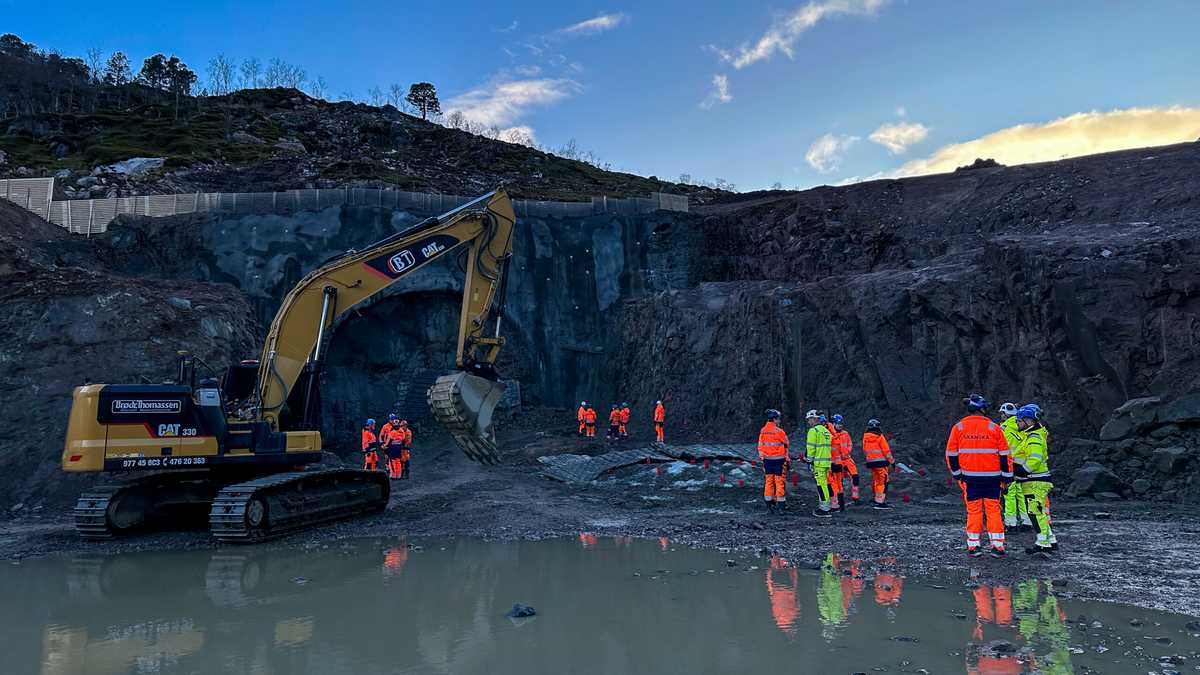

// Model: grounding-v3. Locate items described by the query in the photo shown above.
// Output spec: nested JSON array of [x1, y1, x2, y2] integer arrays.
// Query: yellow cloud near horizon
[[891, 107, 1200, 178]]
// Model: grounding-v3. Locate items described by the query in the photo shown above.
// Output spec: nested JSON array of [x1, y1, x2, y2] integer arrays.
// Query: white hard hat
[[805, 409, 819, 419], [999, 402, 1017, 416]]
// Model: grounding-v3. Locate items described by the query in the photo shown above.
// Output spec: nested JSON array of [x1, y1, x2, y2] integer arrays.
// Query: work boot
[[872, 502, 891, 510], [812, 509, 832, 518], [1025, 545, 1052, 559], [1020, 514, 1033, 531], [989, 547, 1006, 558], [967, 547, 983, 557], [1050, 543, 1059, 552]]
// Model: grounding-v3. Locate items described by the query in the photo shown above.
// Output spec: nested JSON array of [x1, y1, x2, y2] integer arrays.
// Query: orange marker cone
[[703, 459, 711, 470], [737, 479, 745, 488], [719, 473, 726, 484], [656, 466, 663, 477], [902, 493, 910, 504]]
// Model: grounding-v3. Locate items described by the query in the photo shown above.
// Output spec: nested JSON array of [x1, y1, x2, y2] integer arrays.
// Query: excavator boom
[[253, 189, 516, 461]]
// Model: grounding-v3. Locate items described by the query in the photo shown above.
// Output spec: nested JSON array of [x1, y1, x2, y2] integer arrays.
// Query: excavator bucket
[[428, 372, 506, 464]]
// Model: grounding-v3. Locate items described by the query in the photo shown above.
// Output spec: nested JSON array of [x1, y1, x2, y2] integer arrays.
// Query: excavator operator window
[[222, 362, 259, 402]]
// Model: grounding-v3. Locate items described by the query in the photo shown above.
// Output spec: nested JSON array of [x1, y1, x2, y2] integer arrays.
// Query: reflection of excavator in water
[[61, 190, 516, 541]]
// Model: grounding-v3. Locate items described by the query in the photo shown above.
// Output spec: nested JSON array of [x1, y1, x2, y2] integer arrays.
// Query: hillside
[[0, 87, 714, 203]]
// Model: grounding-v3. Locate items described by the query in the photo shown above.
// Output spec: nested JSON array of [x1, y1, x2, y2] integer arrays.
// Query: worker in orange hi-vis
[[577, 401, 588, 435], [653, 400, 666, 443], [862, 418, 896, 509], [398, 420, 413, 480], [946, 394, 1012, 558], [607, 404, 621, 440], [361, 418, 380, 471], [757, 409, 790, 512], [830, 414, 860, 504], [584, 404, 597, 437], [619, 402, 631, 438]]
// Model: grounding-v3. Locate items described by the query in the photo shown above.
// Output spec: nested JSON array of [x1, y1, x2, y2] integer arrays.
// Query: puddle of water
[[0, 537, 1196, 674]]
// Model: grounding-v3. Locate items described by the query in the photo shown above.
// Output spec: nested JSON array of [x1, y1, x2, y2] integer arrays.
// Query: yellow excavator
[[61, 190, 516, 542]]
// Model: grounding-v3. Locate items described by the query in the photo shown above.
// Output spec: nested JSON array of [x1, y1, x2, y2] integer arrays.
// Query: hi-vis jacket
[[806, 424, 833, 466], [945, 414, 1011, 481]]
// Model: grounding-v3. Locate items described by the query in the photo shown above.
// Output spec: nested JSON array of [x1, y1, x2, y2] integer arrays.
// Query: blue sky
[[6, 0, 1200, 190]]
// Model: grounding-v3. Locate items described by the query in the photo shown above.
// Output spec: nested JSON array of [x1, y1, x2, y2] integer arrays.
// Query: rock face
[[1067, 463, 1125, 497], [0, 200, 258, 513], [616, 142, 1200, 491]]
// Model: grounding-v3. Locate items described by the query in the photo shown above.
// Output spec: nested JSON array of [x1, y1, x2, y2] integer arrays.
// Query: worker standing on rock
[[758, 409, 790, 511], [946, 394, 1012, 557], [1014, 404, 1056, 556], [654, 400, 666, 443], [997, 402, 1030, 529], [584, 404, 597, 438], [801, 409, 833, 518], [607, 405, 621, 440], [619, 402, 631, 438], [831, 414, 860, 505], [361, 418, 380, 471], [862, 418, 895, 509], [577, 401, 588, 436]]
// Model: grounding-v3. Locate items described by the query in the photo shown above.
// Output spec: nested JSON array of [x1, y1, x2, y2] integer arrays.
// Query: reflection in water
[[0, 539, 1186, 675], [765, 556, 800, 634]]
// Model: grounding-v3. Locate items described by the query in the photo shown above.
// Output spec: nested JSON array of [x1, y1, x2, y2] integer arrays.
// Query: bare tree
[[282, 62, 306, 89], [367, 85, 384, 106], [240, 57, 261, 89], [207, 54, 235, 96], [445, 110, 465, 129], [388, 83, 404, 108], [503, 127, 534, 146], [771, 181, 783, 190], [309, 76, 328, 100], [558, 138, 579, 160], [84, 47, 104, 84], [678, 173, 692, 185], [338, 90, 355, 102]]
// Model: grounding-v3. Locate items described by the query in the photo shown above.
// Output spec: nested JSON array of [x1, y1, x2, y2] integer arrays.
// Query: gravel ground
[[3, 431, 1197, 618]]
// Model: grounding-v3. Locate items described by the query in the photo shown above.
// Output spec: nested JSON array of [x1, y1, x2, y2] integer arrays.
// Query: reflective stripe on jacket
[[758, 421, 790, 458], [654, 404, 665, 423], [361, 429, 377, 451], [862, 431, 892, 466], [832, 429, 852, 463], [806, 424, 832, 464], [945, 414, 1011, 480], [1015, 426, 1050, 481]]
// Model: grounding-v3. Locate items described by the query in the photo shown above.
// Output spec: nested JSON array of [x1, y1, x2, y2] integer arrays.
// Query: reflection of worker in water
[[383, 546, 409, 576], [817, 553, 847, 640], [837, 557, 865, 615], [765, 556, 800, 635], [1014, 579, 1074, 675], [873, 557, 904, 609], [578, 532, 598, 549], [972, 583, 1013, 640]]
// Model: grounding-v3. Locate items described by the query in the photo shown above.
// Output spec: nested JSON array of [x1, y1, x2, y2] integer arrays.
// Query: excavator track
[[428, 372, 505, 464], [73, 471, 216, 539], [209, 468, 390, 543]]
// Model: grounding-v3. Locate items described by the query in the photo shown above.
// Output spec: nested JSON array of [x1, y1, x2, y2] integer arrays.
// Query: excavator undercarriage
[[62, 190, 517, 542]]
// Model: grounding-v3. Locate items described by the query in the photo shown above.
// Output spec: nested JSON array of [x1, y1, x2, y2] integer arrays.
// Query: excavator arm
[[252, 189, 516, 462]]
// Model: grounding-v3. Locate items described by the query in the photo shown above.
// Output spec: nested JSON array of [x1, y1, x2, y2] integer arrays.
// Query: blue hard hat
[[366, 418, 376, 426], [965, 394, 988, 411], [1016, 404, 1040, 420], [765, 408, 781, 420], [832, 414, 844, 425], [818, 415, 828, 424], [388, 413, 398, 421]]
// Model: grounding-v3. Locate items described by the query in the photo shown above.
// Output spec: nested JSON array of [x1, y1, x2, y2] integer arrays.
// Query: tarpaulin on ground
[[539, 449, 673, 483]]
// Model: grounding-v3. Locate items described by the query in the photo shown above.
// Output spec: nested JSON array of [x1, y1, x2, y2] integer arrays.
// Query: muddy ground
[[2, 421, 1197, 619]]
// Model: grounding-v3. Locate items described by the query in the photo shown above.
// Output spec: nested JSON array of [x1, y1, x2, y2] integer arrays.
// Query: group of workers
[[576, 400, 667, 443], [757, 408, 897, 514], [947, 394, 1055, 558], [360, 414, 413, 480], [756, 393, 1056, 559]]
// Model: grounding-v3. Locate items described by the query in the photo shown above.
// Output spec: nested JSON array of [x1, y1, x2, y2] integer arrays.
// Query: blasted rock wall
[[98, 205, 695, 451], [618, 143, 1200, 499], [0, 201, 258, 513]]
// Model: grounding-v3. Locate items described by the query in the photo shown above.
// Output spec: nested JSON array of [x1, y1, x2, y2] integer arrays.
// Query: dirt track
[[3, 426, 1197, 618]]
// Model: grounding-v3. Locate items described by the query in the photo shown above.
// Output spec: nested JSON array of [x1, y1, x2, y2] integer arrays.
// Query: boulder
[[1132, 478, 1152, 495], [75, 176, 99, 188], [1068, 462, 1124, 497], [232, 131, 265, 145], [275, 139, 307, 154], [0, 149, 7, 165], [1150, 424, 1180, 440], [53, 169, 72, 179], [1095, 491, 1123, 501], [1161, 394, 1200, 425], [1098, 416, 1132, 441], [1152, 447, 1189, 475], [98, 157, 165, 176]]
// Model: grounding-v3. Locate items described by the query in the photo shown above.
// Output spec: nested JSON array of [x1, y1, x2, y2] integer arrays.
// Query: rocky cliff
[[616, 142, 1200, 500]]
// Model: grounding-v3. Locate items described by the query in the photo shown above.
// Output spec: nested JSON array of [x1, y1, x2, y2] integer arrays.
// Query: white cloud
[[559, 12, 628, 36], [805, 132, 860, 173], [495, 20, 520, 33], [513, 64, 542, 77], [499, 125, 537, 146], [869, 121, 929, 154], [700, 74, 732, 109], [895, 105, 906, 117], [446, 78, 582, 128], [887, 106, 1200, 179], [715, 0, 888, 69]]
